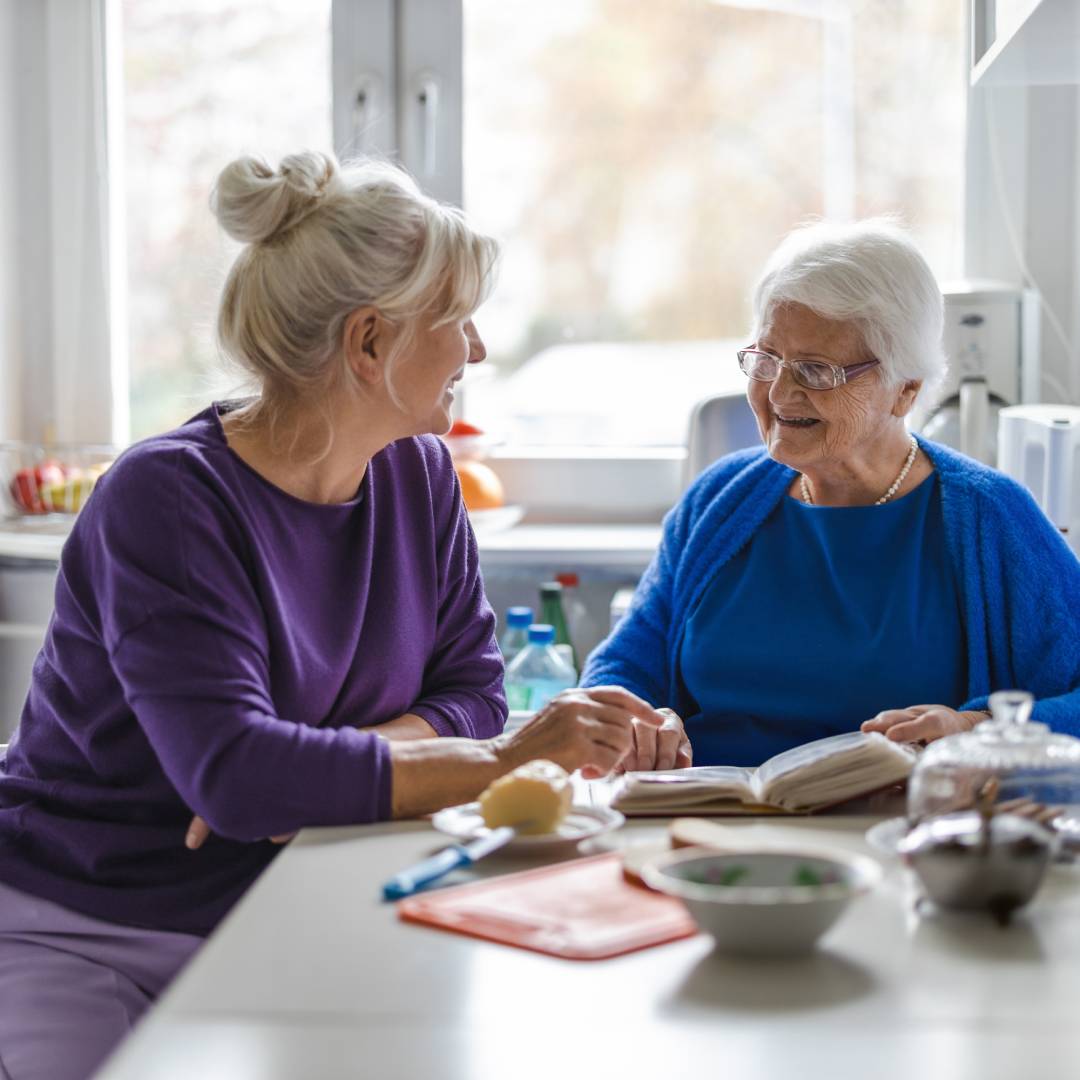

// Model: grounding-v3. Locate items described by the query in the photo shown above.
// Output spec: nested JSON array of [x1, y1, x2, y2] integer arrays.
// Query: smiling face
[[392, 317, 487, 436], [748, 303, 916, 476]]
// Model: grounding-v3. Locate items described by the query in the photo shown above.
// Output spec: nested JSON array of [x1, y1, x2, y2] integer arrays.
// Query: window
[[117, 0, 965, 450], [460, 0, 967, 445], [121, 0, 333, 441]]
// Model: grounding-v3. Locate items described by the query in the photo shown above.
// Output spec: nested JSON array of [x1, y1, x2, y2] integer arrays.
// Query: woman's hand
[[498, 686, 668, 780], [185, 817, 294, 851], [613, 707, 692, 774], [861, 704, 987, 745]]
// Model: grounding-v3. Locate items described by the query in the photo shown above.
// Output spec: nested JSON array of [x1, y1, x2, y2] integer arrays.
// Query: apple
[[41, 471, 100, 513], [10, 461, 65, 514]]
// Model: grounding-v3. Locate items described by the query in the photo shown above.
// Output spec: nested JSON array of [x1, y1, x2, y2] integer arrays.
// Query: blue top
[[582, 438, 1080, 740], [680, 473, 966, 764]]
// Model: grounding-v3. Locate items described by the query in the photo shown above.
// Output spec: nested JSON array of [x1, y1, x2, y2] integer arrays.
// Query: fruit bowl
[[0, 442, 117, 518]]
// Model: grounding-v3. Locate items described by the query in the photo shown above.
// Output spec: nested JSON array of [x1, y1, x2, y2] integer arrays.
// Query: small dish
[[865, 816, 909, 858], [432, 802, 624, 854], [867, 813, 1080, 861], [641, 846, 882, 956], [468, 504, 524, 536]]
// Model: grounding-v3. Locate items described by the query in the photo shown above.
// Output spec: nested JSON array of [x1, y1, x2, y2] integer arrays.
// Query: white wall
[[966, 82, 1080, 405]]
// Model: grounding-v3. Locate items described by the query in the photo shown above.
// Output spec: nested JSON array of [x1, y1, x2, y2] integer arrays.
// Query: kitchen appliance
[[916, 281, 1040, 465], [998, 403, 1080, 557]]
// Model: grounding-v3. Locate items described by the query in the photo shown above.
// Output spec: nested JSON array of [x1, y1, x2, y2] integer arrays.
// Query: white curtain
[[45, 0, 124, 446], [1, 0, 122, 446]]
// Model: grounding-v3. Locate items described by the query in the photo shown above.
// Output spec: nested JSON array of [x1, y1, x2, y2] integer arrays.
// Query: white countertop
[[96, 814, 1080, 1080], [0, 517, 72, 561], [0, 519, 663, 567], [475, 523, 661, 568]]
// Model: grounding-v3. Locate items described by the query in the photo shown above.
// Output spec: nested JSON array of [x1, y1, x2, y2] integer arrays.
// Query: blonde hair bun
[[215, 150, 499, 445], [211, 151, 341, 245]]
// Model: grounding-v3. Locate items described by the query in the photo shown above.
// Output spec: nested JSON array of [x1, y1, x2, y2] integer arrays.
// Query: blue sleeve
[[960, 479, 1080, 732], [581, 488, 699, 708], [580, 450, 762, 710]]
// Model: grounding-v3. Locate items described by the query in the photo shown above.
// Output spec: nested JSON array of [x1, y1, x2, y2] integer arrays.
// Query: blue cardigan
[[582, 438, 1080, 733]]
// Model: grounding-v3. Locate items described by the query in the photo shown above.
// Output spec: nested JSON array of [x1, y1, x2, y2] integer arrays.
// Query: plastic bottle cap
[[527, 623, 556, 645], [554, 573, 579, 588], [506, 606, 533, 627]]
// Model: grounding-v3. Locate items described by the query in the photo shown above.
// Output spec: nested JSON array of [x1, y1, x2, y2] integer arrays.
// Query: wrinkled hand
[[861, 704, 985, 746], [500, 685, 666, 780], [613, 707, 692, 774], [185, 816, 295, 852]]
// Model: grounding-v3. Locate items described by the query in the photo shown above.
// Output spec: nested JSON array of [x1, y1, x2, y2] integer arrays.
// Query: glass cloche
[[907, 690, 1080, 833]]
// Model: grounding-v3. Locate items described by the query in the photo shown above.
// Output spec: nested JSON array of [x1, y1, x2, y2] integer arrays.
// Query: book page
[[754, 731, 916, 811], [612, 766, 756, 813]]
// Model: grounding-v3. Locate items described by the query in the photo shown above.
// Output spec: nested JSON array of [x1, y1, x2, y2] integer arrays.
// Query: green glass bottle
[[539, 581, 577, 673]]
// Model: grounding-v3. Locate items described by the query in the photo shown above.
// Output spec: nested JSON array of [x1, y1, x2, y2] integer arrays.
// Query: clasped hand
[[610, 707, 692, 773], [185, 687, 681, 849]]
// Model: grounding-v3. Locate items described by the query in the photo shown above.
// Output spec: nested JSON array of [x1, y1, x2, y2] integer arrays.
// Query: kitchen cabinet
[[972, 0, 1080, 86], [0, 556, 56, 740]]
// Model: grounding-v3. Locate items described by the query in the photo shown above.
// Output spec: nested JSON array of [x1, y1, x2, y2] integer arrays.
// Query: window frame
[[34, 1, 985, 522]]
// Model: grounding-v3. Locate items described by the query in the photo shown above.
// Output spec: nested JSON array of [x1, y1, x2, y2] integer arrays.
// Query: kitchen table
[[95, 814, 1080, 1080]]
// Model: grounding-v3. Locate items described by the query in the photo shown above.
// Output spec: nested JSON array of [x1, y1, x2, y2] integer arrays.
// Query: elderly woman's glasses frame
[[737, 349, 881, 391]]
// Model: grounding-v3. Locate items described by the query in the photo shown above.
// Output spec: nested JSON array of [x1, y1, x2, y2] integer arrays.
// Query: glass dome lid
[[907, 690, 1080, 824]]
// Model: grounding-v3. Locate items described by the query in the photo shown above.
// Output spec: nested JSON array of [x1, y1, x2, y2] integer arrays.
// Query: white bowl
[[641, 846, 882, 956]]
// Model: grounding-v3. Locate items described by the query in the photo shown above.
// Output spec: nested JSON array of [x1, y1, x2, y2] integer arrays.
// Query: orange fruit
[[448, 419, 484, 437], [455, 459, 504, 511]]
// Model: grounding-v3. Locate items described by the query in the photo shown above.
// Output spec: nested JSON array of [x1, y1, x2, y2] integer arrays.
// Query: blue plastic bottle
[[499, 606, 534, 665], [504, 624, 577, 712]]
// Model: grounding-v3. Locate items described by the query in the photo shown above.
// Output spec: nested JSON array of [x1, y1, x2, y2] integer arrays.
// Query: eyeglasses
[[737, 348, 881, 391]]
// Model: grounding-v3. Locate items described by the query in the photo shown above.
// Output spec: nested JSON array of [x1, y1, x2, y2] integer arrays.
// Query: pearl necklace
[[800, 435, 919, 506]]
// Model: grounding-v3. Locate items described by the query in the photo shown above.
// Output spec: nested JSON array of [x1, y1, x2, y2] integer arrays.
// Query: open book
[[612, 731, 917, 815]]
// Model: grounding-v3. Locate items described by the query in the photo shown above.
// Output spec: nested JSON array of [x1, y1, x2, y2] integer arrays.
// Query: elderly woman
[[584, 219, 1080, 770], [0, 152, 662, 1080]]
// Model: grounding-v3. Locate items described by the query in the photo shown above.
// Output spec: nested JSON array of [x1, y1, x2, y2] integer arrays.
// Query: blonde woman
[[0, 152, 661, 1079]]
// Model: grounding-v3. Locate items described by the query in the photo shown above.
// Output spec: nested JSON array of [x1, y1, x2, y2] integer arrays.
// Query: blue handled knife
[[382, 826, 518, 901]]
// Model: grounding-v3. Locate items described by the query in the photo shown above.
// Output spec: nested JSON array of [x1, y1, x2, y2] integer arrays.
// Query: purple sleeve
[[90, 449, 393, 841], [408, 452, 507, 739]]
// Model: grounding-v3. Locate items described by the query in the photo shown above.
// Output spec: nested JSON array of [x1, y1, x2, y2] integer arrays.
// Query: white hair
[[211, 150, 499, 436], [750, 218, 946, 403]]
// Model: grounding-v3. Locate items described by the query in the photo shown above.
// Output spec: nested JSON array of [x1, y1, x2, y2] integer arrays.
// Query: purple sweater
[[0, 405, 506, 934]]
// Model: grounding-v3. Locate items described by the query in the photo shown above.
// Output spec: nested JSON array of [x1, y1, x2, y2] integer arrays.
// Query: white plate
[[431, 802, 624, 854], [865, 816, 909, 857], [866, 813, 1080, 860], [468, 504, 524, 536]]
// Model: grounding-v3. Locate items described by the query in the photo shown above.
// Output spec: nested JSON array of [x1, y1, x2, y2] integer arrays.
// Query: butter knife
[[382, 826, 518, 901]]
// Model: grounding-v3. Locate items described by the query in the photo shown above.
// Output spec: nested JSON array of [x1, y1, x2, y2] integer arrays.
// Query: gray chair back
[[684, 391, 760, 489]]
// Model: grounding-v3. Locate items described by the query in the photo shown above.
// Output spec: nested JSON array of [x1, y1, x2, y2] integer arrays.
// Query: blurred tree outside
[[463, 0, 964, 443], [122, 0, 332, 441], [121, 0, 963, 446]]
